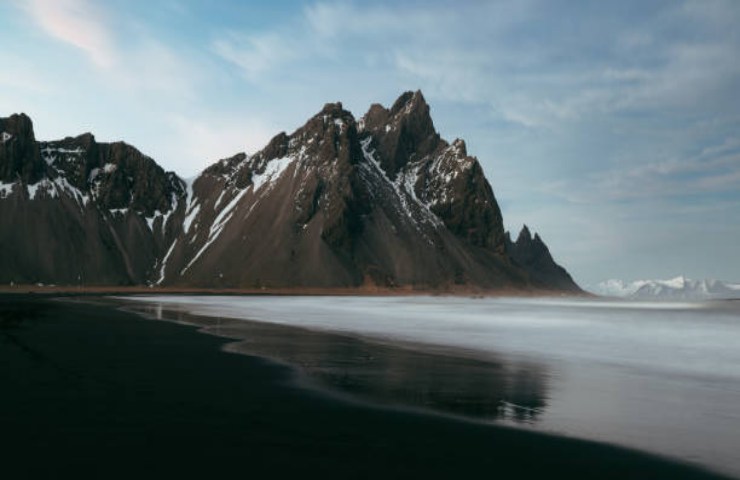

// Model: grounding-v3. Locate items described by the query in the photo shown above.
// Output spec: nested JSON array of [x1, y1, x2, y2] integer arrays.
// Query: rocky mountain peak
[[320, 101, 345, 115], [287, 102, 362, 168], [310, 101, 356, 130], [92, 142, 183, 216], [0, 113, 44, 184], [360, 103, 389, 131], [450, 138, 467, 157], [0, 99, 580, 293], [202, 152, 248, 181], [262, 131, 290, 162], [389, 90, 427, 115], [511, 225, 550, 256], [75, 132, 97, 149], [360, 90, 441, 179], [517, 225, 533, 244], [35, 132, 184, 216], [505, 226, 579, 291]]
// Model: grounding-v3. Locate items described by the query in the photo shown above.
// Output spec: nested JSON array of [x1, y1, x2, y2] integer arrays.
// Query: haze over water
[[129, 295, 740, 478]]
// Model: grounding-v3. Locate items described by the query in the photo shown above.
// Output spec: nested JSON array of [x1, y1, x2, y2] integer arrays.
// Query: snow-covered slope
[[593, 277, 740, 300]]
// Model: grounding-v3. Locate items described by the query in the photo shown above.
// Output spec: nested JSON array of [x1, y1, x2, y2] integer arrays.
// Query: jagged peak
[[261, 131, 290, 161], [450, 138, 467, 157], [516, 225, 533, 243], [389, 90, 427, 116], [388, 90, 435, 135], [1, 112, 32, 124], [361, 90, 433, 128], [293, 102, 357, 135], [75, 132, 96, 147], [308, 101, 355, 123], [203, 151, 248, 178], [281, 102, 359, 158], [43, 132, 97, 152], [366, 103, 387, 115], [358, 90, 441, 178], [1, 112, 35, 135], [1, 112, 44, 184], [320, 101, 345, 115], [5, 112, 28, 123]]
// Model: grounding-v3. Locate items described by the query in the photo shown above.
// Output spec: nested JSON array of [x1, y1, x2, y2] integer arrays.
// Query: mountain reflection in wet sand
[[132, 303, 549, 423]]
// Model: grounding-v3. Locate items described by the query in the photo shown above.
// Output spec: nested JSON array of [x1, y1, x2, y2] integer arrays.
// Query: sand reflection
[[134, 302, 550, 423]]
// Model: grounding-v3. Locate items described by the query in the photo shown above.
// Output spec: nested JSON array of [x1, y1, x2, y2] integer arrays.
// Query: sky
[[1, 0, 739, 287]]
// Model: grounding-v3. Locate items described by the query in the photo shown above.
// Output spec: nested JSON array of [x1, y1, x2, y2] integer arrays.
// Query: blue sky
[[1, 0, 739, 286]]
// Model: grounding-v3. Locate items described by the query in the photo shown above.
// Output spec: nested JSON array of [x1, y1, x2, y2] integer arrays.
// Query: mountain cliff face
[[0, 115, 185, 285], [0, 92, 580, 292]]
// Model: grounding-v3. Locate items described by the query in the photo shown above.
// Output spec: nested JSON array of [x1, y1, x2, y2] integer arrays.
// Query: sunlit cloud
[[23, 0, 116, 68]]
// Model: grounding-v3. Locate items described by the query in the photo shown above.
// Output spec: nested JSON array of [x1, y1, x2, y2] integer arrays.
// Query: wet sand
[[123, 299, 550, 424], [0, 294, 731, 479]]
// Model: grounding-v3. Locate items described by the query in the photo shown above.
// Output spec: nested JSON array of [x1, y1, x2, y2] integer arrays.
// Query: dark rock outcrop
[[0, 113, 45, 184], [505, 225, 580, 291], [361, 91, 441, 179]]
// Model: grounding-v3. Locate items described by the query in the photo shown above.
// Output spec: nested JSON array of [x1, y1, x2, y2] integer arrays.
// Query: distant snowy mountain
[[593, 277, 740, 300]]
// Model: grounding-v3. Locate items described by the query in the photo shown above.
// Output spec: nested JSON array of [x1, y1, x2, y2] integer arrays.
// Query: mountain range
[[593, 277, 740, 300], [0, 91, 579, 292]]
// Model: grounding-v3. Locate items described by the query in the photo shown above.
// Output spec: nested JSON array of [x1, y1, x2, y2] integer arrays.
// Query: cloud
[[212, 1, 498, 83], [23, 0, 116, 68], [540, 136, 740, 204], [303, 2, 445, 39], [212, 31, 297, 81], [19, 0, 201, 99]]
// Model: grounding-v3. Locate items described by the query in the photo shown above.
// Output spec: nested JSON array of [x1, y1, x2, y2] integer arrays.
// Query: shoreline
[[0, 284, 591, 298], [108, 297, 545, 424], [1, 294, 731, 479]]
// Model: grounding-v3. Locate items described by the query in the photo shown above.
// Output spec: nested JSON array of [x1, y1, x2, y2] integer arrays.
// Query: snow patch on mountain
[[26, 179, 55, 200], [0, 181, 16, 198], [40, 145, 84, 167], [21, 175, 90, 209], [156, 239, 177, 285], [251, 156, 294, 191], [360, 137, 442, 233], [183, 201, 200, 234]]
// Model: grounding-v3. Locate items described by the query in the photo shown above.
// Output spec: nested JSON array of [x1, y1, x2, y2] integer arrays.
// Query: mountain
[[504, 225, 579, 291], [0, 92, 580, 292], [593, 277, 740, 300], [0, 113, 186, 285]]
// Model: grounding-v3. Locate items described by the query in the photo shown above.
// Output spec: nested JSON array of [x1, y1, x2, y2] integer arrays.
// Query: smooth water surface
[[125, 295, 740, 477]]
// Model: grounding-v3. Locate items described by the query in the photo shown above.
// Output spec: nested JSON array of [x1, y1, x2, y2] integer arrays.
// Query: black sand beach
[[0, 294, 732, 479]]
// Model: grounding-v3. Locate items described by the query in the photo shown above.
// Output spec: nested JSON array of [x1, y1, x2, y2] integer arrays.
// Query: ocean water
[[125, 295, 740, 477]]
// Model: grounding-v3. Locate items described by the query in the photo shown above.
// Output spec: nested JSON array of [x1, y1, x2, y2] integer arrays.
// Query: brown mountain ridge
[[0, 91, 580, 293]]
